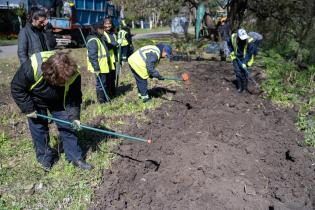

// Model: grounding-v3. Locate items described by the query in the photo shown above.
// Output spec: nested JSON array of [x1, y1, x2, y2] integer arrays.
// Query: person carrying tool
[[11, 51, 94, 171], [103, 17, 123, 97], [128, 43, 172, 103], [227, 28, 255, 93], [86, 22, 111, 103]]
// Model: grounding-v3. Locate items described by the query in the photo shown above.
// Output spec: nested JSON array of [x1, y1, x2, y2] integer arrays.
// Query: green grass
[[0, 39, 18, 46], [0, 37, 180, 209], [261, 50, 315, 146], [131, 26, 170, 34]]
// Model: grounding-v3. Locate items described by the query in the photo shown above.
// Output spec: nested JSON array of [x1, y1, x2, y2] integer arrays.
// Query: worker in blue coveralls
[[227, 28, 255, 93], [128, 43, 173, 103]]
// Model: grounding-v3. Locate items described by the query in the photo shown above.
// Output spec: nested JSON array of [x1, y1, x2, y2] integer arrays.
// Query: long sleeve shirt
[[11, 60, 82, 120]]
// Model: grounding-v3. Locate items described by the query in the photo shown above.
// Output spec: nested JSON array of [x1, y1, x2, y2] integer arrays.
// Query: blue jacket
[[227, 37, 254, 64], [145, 52, 161, 78]]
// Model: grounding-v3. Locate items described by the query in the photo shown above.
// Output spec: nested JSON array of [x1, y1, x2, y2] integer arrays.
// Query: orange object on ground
[[181, 73, 189, 81]]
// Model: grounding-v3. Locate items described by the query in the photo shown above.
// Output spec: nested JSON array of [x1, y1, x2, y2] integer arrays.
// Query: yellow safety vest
[[128, 45, 161, 79], [230, 33, 254, 66], [118, 29, 129, 47], [29, 51, 80, 109], [86, 37, 110, 73], [104, 31, 116, 70]]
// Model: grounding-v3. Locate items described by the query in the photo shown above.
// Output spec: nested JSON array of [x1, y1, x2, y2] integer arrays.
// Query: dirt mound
[[91, 61, 315, 210]]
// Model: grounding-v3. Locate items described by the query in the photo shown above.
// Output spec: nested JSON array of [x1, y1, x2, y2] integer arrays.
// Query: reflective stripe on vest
[[30, 51, 56, 82], [104, 32, 116, 70], [86, 37, 110, 73], [118, 30, 129, 47], [128, 45, 161, 79], [230, 33, 254, 66], [29, 51, 80, 109]]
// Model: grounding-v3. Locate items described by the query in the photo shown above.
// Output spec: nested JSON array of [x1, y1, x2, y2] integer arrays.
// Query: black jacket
[[86, 35, 110, 72], [18, 23, 56, 64], [11, 60, 82, 120]]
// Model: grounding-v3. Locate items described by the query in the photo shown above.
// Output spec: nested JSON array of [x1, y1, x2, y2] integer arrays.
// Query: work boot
[[142, 98, 151, 103], [141, 95, 151, 103], [244, 79, 248, 92], [39, 161, 52, 172], [96, 91, 106, 104], [237, 79, 244, 93], [72, 160, 94, 170]]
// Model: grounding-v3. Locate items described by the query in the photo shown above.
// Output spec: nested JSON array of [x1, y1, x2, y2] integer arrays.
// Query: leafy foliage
[[228, 0, 315, 65], [262, 51, 315, 146]]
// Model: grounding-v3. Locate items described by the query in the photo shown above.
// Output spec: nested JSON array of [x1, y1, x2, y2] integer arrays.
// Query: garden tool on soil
[[162, 72, 190, 82], [35, 113, 152, 144], [236, 58, 260, 89], [96, 74, 111, 102]]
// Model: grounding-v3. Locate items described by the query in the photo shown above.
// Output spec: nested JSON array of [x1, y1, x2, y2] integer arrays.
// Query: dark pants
[[233, 59, 248, 91], [106, 70, 116, 97], [96, 73, 110, 103], [28, 108, 82, 166], [121, 45, 134, 61], [233, 60, 247, 81], [121, 46, 128, 61], [129, 65, 148, 97]]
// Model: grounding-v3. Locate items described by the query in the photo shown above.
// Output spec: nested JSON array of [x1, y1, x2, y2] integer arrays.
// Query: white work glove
[[117, 38, 123, 45], [72, 120, 81, 131], [26, 111, 37, 118]]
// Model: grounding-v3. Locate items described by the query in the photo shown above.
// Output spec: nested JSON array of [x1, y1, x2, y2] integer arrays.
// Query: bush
[[262, 51, 315, 145]]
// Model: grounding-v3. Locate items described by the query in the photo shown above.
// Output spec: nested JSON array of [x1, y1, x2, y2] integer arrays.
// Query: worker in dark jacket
[[227, 28, 255, 93], [11, 51, 93, 171], [103, 17, 122, 97], [18, 8, 56, 64], [128, 43, 172, 103], [86, 22, 111, 103], [118, 25, 134, 61]]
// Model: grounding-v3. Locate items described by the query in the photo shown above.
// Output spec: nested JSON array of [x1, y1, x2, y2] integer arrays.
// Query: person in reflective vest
[[86, 22, 110, 103], [11, 51, 94, 171], [118, 26, 134, 61], [103, 17, 122, 97], [227, 28, 255, 93], [128, 43, 173, 103]]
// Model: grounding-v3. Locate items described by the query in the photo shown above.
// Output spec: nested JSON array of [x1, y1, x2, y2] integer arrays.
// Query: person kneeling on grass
[[128, 43, 172, 103], [11, 51, 94, 171]]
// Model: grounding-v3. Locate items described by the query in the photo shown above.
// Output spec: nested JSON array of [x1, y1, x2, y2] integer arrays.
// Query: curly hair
[[41, 52, 78, 86]]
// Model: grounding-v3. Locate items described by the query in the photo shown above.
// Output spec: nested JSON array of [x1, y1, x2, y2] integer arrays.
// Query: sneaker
[[142, 98, 151, 103], [39, 162, 52, 172], [72, 160, 94, 170]]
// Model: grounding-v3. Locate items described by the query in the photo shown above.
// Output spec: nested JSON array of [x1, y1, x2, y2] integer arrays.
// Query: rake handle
[[36, 113, 150, 143]]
